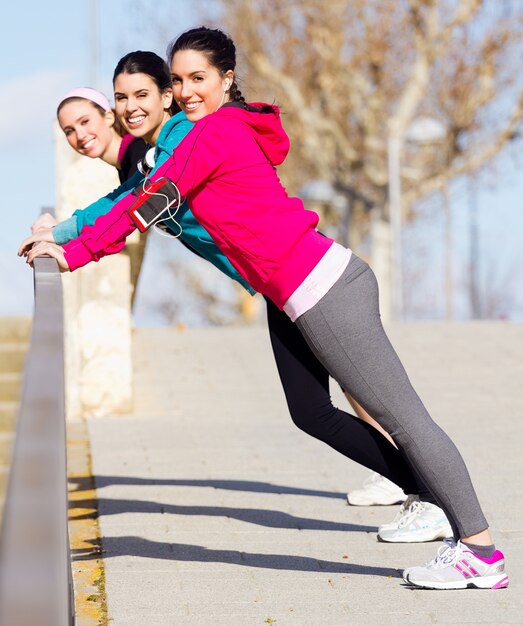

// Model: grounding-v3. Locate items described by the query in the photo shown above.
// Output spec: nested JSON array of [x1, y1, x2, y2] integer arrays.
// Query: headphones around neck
[[137, 147, 156, 176]]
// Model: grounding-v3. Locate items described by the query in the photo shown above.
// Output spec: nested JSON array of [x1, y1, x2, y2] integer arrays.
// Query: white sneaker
[[378, 494, 419, 532], [346, 472, 406, 506], [378, 499, 452, 543], [404, 539, 509, 590]]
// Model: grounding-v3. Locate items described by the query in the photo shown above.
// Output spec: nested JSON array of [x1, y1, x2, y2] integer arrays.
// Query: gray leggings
[[295, 253, 488, 539]]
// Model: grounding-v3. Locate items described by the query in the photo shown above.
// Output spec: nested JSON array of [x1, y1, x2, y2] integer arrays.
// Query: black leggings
[[265, 297, 433, 503]]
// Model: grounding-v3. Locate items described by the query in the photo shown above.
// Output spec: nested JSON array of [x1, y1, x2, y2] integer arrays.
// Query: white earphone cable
[[140, 171, 183, 239]]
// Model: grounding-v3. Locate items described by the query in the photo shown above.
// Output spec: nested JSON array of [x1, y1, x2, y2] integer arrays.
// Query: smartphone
[[128, 178, 180, 232]]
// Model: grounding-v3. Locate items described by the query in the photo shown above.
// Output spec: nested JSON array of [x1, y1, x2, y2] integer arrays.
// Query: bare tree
[[204, 0, 523, 320], [209, 0, 523, 222]]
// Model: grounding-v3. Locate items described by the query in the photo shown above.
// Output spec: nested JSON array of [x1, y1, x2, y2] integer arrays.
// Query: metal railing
[[0, 257, 74, 625]]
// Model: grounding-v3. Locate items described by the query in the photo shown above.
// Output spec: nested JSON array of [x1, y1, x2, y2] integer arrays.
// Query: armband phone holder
[[127, 177, 180, 232]]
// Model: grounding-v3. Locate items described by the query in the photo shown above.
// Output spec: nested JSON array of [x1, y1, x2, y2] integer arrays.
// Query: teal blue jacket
[[53, 112, 255, 295]]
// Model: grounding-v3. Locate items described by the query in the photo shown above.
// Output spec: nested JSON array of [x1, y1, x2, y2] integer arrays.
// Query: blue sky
[[1, 1, 522, 323], [0, 0, 196, 319]]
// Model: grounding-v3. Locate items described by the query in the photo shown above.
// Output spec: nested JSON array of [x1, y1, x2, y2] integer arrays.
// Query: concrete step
[[0, 342, 28, 374], [0, 316, 32, 343], [0, 465, 9, 494], [0, 402, 18, 434], [0, 318, 28, 524], [0, 433, 14, 469], [0, 453, 11, 525], [0, 373, 22, 404]]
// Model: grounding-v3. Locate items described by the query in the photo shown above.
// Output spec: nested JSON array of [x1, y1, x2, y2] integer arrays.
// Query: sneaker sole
[[377, 523, 400, 533], [378, 527, 452, 543], [405, 573, 509, 590]]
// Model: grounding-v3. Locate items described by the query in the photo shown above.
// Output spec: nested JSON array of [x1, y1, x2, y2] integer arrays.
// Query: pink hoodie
[[63, 104, 334, 309]]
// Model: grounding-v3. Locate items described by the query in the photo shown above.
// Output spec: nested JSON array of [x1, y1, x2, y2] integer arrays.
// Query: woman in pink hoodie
[[24, 27, 507, 591]]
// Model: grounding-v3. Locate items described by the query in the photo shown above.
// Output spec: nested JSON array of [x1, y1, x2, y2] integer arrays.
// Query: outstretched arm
[[23, 187, 138, 268], [32, 118, 222, 271], [61, 133, 205, 269], [61, 190, 137, 270]]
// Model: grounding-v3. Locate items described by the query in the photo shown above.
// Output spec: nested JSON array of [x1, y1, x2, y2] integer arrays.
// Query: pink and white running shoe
[[404, 539, 509, 590]]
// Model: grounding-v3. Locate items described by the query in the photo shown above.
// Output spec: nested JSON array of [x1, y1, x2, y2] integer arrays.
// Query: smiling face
[[170, 49, 233, 122], [113, 72, 172, 145], [58, 100, 115, 158]]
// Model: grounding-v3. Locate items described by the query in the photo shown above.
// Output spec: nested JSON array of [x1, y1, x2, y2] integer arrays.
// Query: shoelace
[[427, 539, 459, 569], [397, 500, 426, 528], [386, 495, 417, 526]]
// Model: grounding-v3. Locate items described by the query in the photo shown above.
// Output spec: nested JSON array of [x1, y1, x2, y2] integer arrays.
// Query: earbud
[[224, 79, 231, 91]]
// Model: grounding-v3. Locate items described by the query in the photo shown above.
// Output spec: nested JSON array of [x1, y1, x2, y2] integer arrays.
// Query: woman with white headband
[[33, 86, 147, 233], [57, 86, 147, 182]]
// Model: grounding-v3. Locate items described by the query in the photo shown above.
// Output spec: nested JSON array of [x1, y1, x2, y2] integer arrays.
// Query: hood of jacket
[[216, 103, 290, 166]]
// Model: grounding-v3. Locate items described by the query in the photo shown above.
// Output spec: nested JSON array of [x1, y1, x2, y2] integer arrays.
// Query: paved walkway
[[85, 322, 522, 625]]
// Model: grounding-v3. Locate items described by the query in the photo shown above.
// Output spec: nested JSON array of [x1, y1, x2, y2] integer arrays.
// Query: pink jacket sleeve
[[62, 118, 223, 271], [62, 191, 138, 271]]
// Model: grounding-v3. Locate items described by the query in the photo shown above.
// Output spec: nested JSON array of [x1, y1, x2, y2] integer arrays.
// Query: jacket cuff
[[62, 239, 96, 272], [53, 216, 79, 245]]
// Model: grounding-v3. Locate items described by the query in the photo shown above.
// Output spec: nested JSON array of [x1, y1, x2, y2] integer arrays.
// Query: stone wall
[[55, 123, 133, 419]]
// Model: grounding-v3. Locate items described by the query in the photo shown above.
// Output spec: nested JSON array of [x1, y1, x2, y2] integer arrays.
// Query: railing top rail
[[0, 257, 73, 626]]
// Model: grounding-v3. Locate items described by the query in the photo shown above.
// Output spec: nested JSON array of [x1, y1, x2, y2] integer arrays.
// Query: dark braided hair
[[167, 26, 246, 105]]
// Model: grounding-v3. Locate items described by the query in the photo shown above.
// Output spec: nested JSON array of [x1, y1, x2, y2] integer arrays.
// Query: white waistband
[[283, 242, 352, 321]]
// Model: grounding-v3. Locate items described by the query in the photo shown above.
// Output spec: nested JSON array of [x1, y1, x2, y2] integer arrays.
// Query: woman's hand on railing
[[25, 242, 70, 272], [18, 229, 55, 257], [32, 212, 58, 233]]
